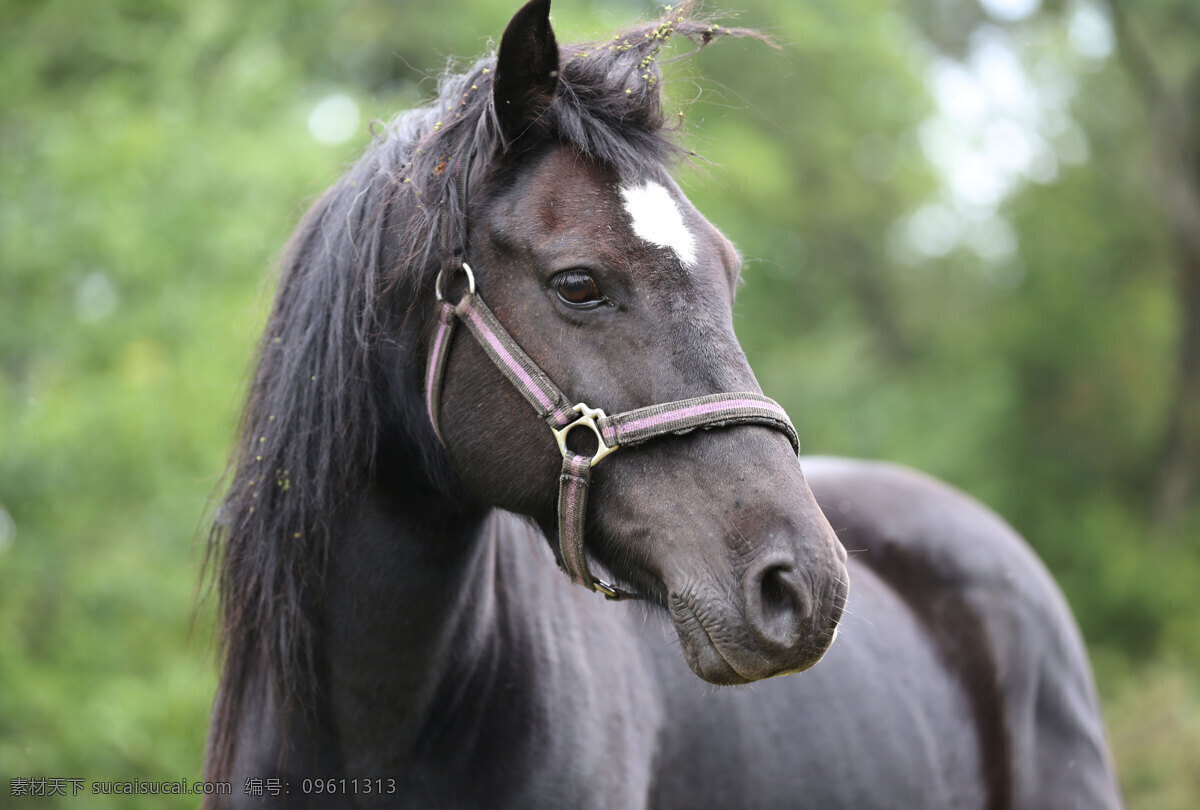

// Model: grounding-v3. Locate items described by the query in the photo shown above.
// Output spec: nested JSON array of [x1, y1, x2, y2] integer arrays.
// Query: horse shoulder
[[801, 456, 1122, 810]]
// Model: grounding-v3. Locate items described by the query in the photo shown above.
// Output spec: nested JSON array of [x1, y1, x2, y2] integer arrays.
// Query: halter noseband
[[424, 137, 800, 600]]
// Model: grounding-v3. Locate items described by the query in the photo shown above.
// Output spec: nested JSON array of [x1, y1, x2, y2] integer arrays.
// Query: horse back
[[801, 456, 1122, 809]]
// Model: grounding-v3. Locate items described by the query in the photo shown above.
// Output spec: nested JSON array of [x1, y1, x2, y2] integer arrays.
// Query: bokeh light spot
[[308, 93, 360, 145], [0, 504, 15, 554], [979, 0, 1041, 23], [74, 272, 119, 323]]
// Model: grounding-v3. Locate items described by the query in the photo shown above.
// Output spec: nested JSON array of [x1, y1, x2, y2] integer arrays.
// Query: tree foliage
[[1, 1, 1197, 807]]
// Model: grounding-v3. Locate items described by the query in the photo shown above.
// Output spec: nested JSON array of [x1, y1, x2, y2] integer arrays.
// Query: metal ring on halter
[[552, 403, 619, 467], [435, 262, 477, 302]]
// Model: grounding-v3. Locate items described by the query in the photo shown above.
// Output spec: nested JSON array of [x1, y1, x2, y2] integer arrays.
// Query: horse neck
[[317, 461, 500, 757], [236, 432, 666, 792]]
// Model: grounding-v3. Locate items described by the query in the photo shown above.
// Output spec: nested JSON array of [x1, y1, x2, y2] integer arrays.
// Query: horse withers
[[204, 2, 1122, 807]]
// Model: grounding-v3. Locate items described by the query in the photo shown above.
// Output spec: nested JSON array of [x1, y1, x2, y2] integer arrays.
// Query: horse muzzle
[[667, 530, 848, 685]]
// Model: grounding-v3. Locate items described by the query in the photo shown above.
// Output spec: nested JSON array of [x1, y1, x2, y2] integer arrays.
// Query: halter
[[424, 136, 801, 600]]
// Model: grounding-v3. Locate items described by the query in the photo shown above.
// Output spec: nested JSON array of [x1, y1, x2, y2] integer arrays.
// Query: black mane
[[205, 0, 757, 777]]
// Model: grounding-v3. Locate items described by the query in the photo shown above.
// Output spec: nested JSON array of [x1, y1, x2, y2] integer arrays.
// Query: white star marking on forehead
[[619, 181, 697, 268]]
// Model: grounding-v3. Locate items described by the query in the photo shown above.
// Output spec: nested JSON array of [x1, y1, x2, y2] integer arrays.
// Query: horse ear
[[494, 0, 559, 144]]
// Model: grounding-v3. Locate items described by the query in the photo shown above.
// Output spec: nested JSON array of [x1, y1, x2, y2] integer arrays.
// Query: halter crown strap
[[438, 135, 478, 275], [424, 270, 801, 600]]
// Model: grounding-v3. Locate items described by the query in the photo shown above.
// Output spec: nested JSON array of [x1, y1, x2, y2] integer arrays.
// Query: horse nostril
[[745, 561, 812, 650], [760, 565, 794, 621]]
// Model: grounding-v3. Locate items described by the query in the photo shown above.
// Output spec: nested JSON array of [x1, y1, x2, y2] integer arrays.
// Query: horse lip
[[670, 591, 754, 685]]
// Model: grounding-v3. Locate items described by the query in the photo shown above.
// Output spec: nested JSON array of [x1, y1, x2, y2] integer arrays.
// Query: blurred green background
[[2, 0, 1198, 806]]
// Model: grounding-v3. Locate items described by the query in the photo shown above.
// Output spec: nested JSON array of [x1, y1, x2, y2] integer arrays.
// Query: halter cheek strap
[[425, 262, 801, 600]]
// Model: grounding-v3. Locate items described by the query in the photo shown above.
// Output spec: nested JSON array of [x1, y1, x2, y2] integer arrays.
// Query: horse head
[[424, 0, 847, 684]]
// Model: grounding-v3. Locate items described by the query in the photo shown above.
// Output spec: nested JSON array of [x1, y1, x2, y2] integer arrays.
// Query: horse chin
[[669, 587, 839, 686], [682, 638, 753, 686], [670, 594, 753, 685]]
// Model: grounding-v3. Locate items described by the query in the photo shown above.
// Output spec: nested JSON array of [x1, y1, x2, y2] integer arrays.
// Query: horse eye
[[551, 271, 604, 308]]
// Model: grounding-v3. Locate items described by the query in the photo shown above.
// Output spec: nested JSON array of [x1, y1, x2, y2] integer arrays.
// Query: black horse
[[204, 2, 1122, 807]]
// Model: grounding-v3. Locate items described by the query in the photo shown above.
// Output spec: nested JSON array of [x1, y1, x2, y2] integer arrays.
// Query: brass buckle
[[552, 403, 618, 467], [591, 577, 621, 599]]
